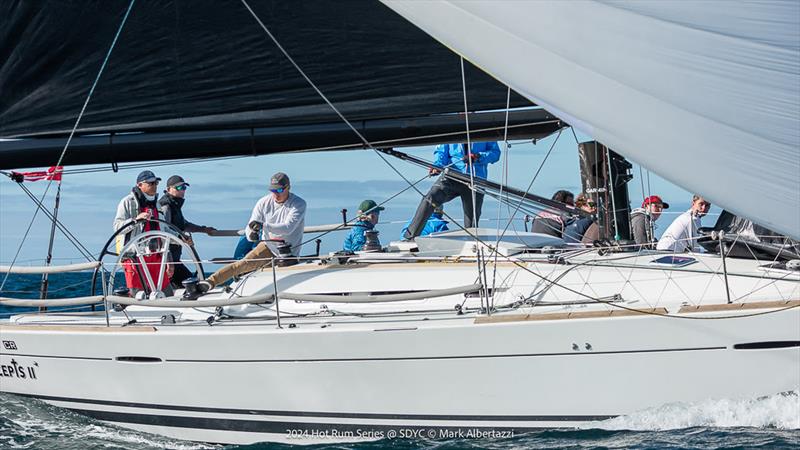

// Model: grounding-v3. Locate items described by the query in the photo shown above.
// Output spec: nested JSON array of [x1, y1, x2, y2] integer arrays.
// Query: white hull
[[2, 251, 798, 444]]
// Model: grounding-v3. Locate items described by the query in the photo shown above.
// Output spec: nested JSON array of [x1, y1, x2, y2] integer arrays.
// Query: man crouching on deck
[[192, 172, 306, 297]]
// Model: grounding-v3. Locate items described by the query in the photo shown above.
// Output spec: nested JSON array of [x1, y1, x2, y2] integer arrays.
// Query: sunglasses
[[174, 184, 188, 191], [587, 202, 597, 207], [270, 187, 286, 194]]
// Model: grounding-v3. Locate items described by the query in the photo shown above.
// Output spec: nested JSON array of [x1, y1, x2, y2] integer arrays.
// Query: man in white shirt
[[656, 195, 711, 253], [197, 172, 306, 293]]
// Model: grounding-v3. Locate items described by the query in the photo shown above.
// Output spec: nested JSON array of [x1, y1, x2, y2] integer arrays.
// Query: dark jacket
[[158, 194, 205, 233], [563, 217, 595, 243]]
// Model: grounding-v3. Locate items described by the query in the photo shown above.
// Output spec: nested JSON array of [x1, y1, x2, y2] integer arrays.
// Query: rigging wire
[[491, 87, 513, 306], [12, 182, 95, 261], [238, 0, 798, 322], [459, 56, 487, 309], [0, 0, 137, 292]]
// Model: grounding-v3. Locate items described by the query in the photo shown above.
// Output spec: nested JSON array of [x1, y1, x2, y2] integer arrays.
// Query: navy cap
[[167, 175, 189, 188], [136, 170, 161, 184]]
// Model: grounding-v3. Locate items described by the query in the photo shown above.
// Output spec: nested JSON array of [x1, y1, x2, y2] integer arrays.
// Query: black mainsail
[[0, 0, 561, 169]]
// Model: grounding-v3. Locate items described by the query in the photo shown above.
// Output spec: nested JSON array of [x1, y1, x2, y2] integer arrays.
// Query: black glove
[[247, 221, 263, 242]]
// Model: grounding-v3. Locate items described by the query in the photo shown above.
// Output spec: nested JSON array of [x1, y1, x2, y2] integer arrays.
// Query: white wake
[[592, 390, 800, 431]]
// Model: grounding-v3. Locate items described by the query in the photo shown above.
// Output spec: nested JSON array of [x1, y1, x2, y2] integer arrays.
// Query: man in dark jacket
[[159, 175, 217, 288], [563, 193, 596, 243], [531, 190, 574, 238], [630, 195, 669, 248]]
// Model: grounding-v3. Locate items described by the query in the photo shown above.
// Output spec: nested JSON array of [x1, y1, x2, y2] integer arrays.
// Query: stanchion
[[272, 257, 282, 328]]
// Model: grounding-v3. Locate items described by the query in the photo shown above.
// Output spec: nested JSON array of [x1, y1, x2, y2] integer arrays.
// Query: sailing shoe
[[182, 280, 213, 300]]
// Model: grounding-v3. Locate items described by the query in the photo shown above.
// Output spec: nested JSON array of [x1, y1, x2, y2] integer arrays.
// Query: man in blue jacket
[[343, 199, 385, 252], [403, 142, 500, 240]]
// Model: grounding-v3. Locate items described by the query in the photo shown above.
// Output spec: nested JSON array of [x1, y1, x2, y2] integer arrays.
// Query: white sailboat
[[1, 0, 798, 446]]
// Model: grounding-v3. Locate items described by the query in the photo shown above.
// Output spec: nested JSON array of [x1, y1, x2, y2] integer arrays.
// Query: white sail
[[382, 0, 800, 238]]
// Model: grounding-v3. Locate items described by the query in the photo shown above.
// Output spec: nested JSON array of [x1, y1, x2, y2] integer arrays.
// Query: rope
[[237, 0, 797, 322]]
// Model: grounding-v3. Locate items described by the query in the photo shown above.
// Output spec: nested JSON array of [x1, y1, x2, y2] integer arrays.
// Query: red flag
[[12, 166, 63, 182]]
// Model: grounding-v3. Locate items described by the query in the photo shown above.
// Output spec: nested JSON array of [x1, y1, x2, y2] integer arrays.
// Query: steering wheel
[[91, 218, 205, 298]]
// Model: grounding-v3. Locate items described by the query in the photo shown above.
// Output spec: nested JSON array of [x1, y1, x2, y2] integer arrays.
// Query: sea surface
[[1, 274, 798, 450]]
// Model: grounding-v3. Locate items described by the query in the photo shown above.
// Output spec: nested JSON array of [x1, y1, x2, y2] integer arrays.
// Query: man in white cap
[[194, 172, 306, 295]]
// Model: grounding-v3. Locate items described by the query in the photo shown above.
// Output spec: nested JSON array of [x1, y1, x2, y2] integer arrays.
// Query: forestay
[[382, 0, 800, 239]]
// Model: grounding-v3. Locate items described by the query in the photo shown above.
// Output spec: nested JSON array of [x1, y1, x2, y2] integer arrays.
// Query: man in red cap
[[630, 195, 669, 248]]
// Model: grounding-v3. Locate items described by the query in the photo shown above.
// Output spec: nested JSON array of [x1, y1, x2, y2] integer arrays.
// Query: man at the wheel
[[113, 170, 173, 297]]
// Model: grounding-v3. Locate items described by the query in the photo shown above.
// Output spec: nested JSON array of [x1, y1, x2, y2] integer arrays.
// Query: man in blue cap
[[343, 199, 385, 252], [404, 142, 500, 240], [113, 170, 173, 295]]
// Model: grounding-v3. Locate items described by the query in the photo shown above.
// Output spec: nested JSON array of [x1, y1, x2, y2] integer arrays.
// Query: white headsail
[[383, 0, 800, 238]]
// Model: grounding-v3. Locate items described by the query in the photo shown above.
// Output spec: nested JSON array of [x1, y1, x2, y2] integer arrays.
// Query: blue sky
[[0, 130, 717, 266]]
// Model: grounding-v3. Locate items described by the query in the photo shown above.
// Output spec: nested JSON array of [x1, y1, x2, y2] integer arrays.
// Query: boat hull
[[2, 306, 798, 444]]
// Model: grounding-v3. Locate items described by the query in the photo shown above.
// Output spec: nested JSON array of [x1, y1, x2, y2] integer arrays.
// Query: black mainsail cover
[[0, 0, 561, 169]]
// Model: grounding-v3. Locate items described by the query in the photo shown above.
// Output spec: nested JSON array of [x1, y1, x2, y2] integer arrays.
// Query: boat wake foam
[[591, 390, 800, 431], [0, 393, 215, 450]]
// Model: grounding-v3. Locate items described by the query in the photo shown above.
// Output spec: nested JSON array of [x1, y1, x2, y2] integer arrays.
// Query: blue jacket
[[433, 142, 500, 179], [400, 213, 449, 239], [343, 220, 377, 252]]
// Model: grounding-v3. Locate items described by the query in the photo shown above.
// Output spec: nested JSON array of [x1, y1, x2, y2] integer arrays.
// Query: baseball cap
[[358, 199, 385, 214], [136, 170, 161, 184], [642, 195, 669, 209], [167, 175, 189, 188], [269, 172, 290, 190]]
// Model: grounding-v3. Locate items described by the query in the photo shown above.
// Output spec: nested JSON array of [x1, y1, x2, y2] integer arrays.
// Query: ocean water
[[1, 274, 799, 449]]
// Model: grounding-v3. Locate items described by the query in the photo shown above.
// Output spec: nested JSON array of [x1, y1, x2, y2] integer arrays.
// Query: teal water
[[1, 274, 798, 449]]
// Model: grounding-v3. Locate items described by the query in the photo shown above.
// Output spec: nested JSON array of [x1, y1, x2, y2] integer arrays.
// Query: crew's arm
[[113, 198, 133, 231], [245, 198, 267, 242], [432, 144, 451, 168], [476, 142, 501, 164]]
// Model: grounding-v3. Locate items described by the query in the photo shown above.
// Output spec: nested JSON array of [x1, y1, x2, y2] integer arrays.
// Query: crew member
[[563, 193, 596, 243], [657, 194, 711, 252], [195, 172, 306, 295], [630, 195, 669, 248], [113, 170, 172, 296], [531, 190, 575, 238], [343, 199, 385, 252], [158, 175, 217, 288], [403, 142, 500, 240]]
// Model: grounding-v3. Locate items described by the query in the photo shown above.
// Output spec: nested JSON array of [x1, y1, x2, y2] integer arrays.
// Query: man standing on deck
[[657, 194, 711, 252], [193, 172, 306, 296], [158, 175, 217, 289], [403, 142, 500, 240]]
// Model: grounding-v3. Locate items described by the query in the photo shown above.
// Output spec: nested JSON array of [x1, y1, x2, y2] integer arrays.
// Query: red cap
[[642, 195, 669, 209]]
